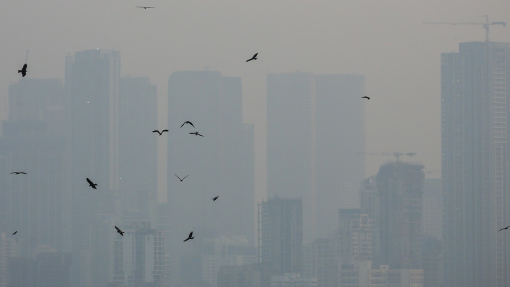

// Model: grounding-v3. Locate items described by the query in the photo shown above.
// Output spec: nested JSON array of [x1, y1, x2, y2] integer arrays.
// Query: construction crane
[[365, 152, 417, 162], [424, 15, 506, 42]]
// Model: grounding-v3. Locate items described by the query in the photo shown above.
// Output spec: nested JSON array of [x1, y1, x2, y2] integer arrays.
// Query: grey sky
[[1, 0, 509, 202]]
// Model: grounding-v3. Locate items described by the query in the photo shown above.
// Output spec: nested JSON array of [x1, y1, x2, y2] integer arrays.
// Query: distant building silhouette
[[65, 49, 121, 287], [0, 232, 18, 287], [259, 197, 303, 276], [302, 238, 335, 287], [8, 250, 72, 287], [441, 41, 510, 287], [0, 79, 66, 258], [421, 179, 442, 241], [266, 73, 366, 241], [337, 209, 374, 264], [376, 162, 424, 269]]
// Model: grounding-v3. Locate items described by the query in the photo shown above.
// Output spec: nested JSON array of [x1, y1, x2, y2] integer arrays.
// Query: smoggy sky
[[1, 0, 509, 202]]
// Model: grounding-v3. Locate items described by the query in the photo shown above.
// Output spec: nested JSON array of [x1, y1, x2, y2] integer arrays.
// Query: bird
[[10, 172, 27, 175], [213, 196, 219, 201], [362, 96, 370, 100], [136, 6, 155, 9], [18, 64, 27, 77], [175, 174, 189, 182], [12, 231, 17, 235], [86, 178, 98, 189], [152, 129, 168, 136], [115, 226, 125, 236], [499, 225, 510, 231], [183, 232, 194, 242], [246, 53, 258, 62], [189, 131, 204, 137], [180, 121, 195, 128]]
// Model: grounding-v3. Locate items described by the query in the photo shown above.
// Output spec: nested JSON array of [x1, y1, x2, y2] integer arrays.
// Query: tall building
[[111, 221, 166, 287], [271, 273, 318, 287], [259, 197, 303, 276], [167, 70, 255, 284], [119, 76, 158, 220], [376, 162, 424, 269], [0, 232, 17, 287], [0, 78, 66, 257], [337, 209, 374, 264], [302, 238, 336, 287], [267, 73, 366, 241], [65, 49, 121, 286], [442, 41, 510, 287], [421, 179, 442, 241]]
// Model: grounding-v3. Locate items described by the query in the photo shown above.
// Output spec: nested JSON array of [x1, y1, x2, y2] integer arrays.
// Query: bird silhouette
[[136, 6, 155, 9], [153, 129, 168, 136], [362, 96, 370, 100], [213, 196, 219, 201], [180, 121, 195, 128], [18, 64, 27, 77], [246, 53, 258, 62], [175, 174, 189, 182], [499, 225, 510, 231], [189, 131, 204, 137], [115, 226, 125, 236], [12, 231, 17, 235], [86, 178, 98, 189], [10, 172, 27, 175], [184, 232, 194, 242]]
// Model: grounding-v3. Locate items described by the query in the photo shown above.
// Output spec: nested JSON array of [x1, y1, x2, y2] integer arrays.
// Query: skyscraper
[[65, 49, 121, 286], [442, 41, 510, 287], [259, 196, 303, 276], [167, 70, 255, 284], [266, 73, 366, 241], [376, 162, 424, 269], [0, 78, 66, 257]]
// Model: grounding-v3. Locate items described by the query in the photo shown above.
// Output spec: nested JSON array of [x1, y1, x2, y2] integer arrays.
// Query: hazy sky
[[1, 0, 509, 202]]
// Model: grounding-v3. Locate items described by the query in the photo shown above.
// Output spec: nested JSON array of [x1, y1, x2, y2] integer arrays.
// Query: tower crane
[[424, 15, 506, 42], [365, 152, 417, 162]]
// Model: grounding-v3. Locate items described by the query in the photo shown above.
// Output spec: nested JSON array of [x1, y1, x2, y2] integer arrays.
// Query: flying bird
[[499, 225, 510, 231], [153, 129, 168, 136], [180, 121, 195, 128], [189, 131, 204, 137], [10, 172, 27, 175], [12, 231, 17, 235], [362, 96, 370, 100], [184, 232, 194, 242], [213, 196, 219, 201], [86, 178, 98, 189], [175, 174, 189, 182], [18, 64, 27, 77], [136, 6, 155, 9], [115, 226, 125, 236], [246, 53, 258, 62]]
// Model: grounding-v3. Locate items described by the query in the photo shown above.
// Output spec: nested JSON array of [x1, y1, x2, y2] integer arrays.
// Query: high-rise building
[[266, 73, 366, 241], [421, 179, 442, 241], [111, 221, 166, 287], [119, 76, 158, 220], [259, 197, 303, 276], [0, 232, 17, 287], [337, 209, 374, 264], [167, 70, 255, 284], [302, 238, 336, 287], [65, 49, 121, 286], [376, 162, 424, 269], [442, 41, 510, 287], [0, 79, 66, 257], [271, 273, 318, 287]]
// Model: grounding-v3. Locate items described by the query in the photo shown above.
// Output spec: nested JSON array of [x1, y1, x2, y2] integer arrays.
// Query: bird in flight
[[175, 174, 189, 182], [184, 232, 194, 242], [499, 225, 510, 231], [86, 178, 98, 189], [12, 231, 17, 235], [190, 131, 204, 137], [18, 64, 27, 77], [153, 129, 168, 136], [246, 53, 258, 62], [362, 96, 370, 100], [213, 196, 219, 201], [136, 6, 155, 9], [115, 226, 125, 236], [10, 172, 27, 175], [181, 121, 195, 128]]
